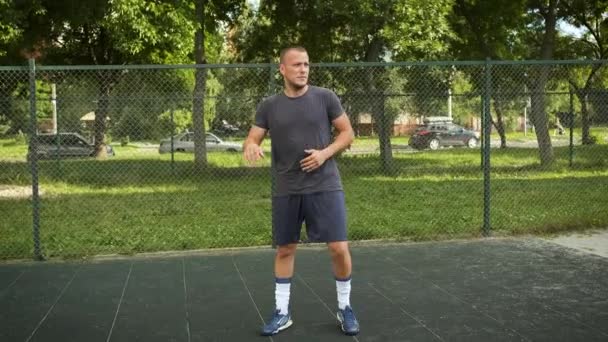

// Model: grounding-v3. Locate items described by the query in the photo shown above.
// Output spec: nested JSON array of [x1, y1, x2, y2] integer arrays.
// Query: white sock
[[336, 276, 351, 310], [275, 278, 291, 315]]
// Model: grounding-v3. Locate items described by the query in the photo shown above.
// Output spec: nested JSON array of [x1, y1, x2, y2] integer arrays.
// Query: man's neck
[[284, 84, 308, 98]]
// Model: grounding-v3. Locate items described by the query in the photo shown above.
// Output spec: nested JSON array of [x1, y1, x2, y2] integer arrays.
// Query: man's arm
[[300, 113, 354, 172], [243, 125, 267, 164]]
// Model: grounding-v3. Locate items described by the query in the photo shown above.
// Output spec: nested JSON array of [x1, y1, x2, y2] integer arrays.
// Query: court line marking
[[0, 270, 25, 299], [106, 261, 133, 342], [232, 255, 274, 342], [25, 266, 81, 342], [368, 282, 445, 341], [182, 258, 192, 342]]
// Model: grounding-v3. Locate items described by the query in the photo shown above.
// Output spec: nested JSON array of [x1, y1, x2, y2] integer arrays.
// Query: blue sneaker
[[261, 309, 293, 336], [337, 306, 360, 336]]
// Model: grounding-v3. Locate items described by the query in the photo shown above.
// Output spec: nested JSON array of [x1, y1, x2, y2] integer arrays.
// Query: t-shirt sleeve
[[326, 90, 344, 121], [254, 99, 269, 130]]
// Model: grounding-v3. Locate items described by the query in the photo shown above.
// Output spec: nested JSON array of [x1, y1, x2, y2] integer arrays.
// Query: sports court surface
[[1, 237, 607, 341]]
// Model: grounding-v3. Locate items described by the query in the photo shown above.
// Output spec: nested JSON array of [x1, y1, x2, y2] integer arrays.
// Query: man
[[243, 46, 360, 336]]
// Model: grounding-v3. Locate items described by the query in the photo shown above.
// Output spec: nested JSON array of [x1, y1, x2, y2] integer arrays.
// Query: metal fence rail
[[1, 60, 607, 260]]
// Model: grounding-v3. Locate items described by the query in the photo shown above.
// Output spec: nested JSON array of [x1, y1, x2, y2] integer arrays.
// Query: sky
[[247, 0, 259, 10], [558, 20, 586, 38]]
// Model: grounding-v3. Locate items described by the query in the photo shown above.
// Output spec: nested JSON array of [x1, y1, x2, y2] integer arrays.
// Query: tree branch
[[455, 0, 495, 59]]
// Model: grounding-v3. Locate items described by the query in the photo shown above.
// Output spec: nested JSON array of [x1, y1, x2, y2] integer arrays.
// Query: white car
[[159, 132, 242, 153]]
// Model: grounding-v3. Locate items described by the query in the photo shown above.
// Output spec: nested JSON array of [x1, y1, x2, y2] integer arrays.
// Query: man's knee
[[328, 241, 349, 258], [276, 244, 297, 259]]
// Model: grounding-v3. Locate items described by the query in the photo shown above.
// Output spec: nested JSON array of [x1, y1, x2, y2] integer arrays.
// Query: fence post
[[569, 87, 574, 167], [170, 105, 175, 173], [28, 58, 43, 260], [269, 64, 277, 249], [480, 94, 485, 170], [482, 58, 492, 237], [268, 63, 278, 96]]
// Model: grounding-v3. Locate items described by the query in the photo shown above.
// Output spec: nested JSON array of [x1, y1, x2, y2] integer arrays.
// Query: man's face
[[280, 50, 309, 90]]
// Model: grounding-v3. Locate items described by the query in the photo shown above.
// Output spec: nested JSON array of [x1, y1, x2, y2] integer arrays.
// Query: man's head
[[279, 46, 309, 91]]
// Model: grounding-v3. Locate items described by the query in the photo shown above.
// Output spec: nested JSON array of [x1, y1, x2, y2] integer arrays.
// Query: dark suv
[[408, 117, 480, 150], [28, 133, 115, 159]]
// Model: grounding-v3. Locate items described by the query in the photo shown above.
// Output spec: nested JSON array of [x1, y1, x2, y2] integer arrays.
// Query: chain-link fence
[[1, 60, 607, 260]]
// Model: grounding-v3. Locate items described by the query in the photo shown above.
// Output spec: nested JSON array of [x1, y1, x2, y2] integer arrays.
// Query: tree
[[450, 0, 529, 148], [522, 0, 561, 166], [0, 0, 46, 134], [30, 0, 195, 157], [191, 0, 244, 170], [561, 0, 608, 144], [232, 0, 453, 173], [193, 0, 207, 168]]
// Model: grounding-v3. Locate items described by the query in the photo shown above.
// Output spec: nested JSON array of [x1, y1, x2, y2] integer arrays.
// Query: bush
[[158, 108, 196, 136]]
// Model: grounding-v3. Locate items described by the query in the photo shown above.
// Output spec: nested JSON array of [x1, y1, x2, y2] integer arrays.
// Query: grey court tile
[[29, 261, 131, 342], [107, 259, 188, 342], [0, 263, 79, 342], [186, 254, 267, 341]]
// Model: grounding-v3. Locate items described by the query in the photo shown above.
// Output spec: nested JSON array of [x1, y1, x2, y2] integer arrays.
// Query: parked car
[[408, 117, 480, 150], [158, 132, 242, 153], [28, 132, 115, 159]]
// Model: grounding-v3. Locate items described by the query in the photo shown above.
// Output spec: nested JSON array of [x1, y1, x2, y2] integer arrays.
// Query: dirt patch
[[0, 185, 43, 199]]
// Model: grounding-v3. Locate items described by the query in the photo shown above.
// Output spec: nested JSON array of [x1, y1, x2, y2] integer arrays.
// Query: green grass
[[493, 126, 608, 144], [0, 137, 29, 161], [1, 139, 607, 260]]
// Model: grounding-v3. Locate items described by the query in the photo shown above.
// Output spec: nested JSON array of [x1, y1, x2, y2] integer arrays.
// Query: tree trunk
[[578, 90, 592, 144], [491, 96, 507, 148], [578, 64, 602, 145], [569, 62, 602, 145], [490, 118, 506, 149], [89, 26, 118, 159], [93, 74, 116, 158], [193, 0, 207, 170], [530, 0, 558, 166], [365, 39, 393, 174], [530, 73, 554, 166], [343, 102, 360, 137], [373, 90, 393, 172]]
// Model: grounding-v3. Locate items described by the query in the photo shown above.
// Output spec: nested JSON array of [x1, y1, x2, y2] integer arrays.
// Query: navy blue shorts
[[272, 191, 347, 246]]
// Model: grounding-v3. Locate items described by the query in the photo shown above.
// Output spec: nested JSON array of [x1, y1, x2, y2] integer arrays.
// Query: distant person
[[243, 46, 359, 336]]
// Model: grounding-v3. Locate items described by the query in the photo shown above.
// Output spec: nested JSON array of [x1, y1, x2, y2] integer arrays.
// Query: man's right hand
[[244, 143, 264, 165]]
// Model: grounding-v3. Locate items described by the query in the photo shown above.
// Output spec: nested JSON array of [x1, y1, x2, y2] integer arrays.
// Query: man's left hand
[[300, 149, 328, 172]]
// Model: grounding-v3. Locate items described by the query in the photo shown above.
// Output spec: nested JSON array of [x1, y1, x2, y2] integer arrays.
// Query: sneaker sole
[[262, 319, 293, 336]]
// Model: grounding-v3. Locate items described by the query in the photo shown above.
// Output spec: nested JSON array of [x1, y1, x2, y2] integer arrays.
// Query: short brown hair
[[279, 46, 307, 63]]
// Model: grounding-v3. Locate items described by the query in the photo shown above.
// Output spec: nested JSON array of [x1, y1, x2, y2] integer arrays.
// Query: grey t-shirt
[[255, 86, 344, 196]]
